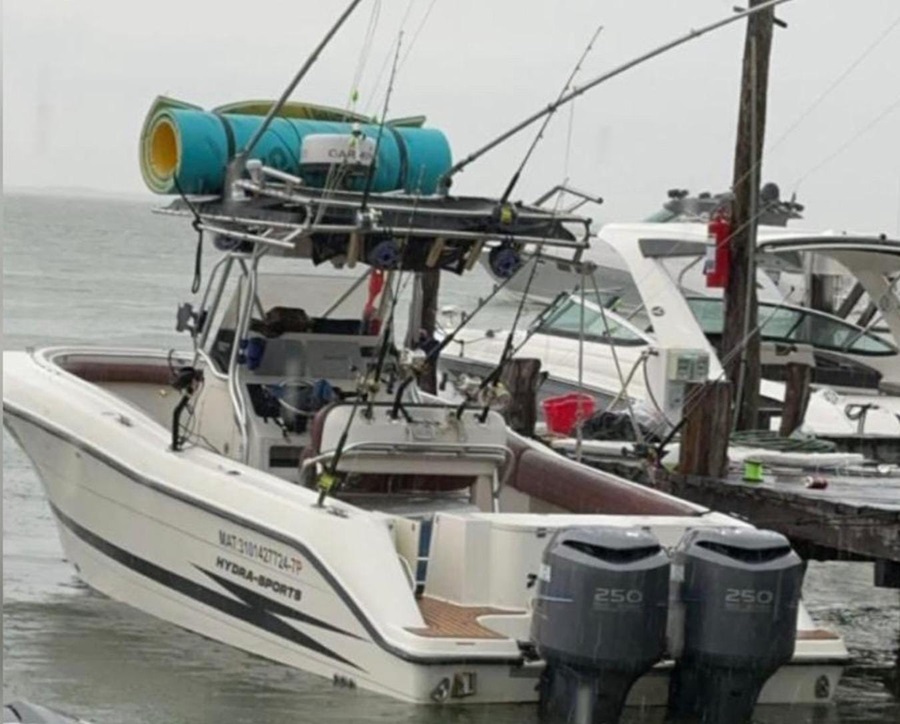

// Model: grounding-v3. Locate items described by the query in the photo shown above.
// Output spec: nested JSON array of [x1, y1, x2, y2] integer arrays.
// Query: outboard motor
[[667, 527, 803, 723], [531, 526, 670, 724]]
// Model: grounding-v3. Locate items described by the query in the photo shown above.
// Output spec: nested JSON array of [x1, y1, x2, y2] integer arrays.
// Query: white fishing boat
[[1, 2, 848, 720], [5, 178, 852, 723]]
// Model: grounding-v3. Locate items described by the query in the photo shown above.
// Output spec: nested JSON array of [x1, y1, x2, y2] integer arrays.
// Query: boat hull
[[3, 348, 847, 707]]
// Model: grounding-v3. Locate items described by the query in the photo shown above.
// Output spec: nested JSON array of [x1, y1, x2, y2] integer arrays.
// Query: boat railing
[[156, 164, 595, 272], [225, 252, 264, 462], [300, 441, 510, 475]]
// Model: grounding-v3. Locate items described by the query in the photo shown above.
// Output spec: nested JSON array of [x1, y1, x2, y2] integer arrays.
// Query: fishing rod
[[439, 0, 793, 192], [316, 267, 405, 507], [321, 245, 519, 499], [388, 264, 523, 419], [452, 214, 602, 421], [360, 31, 404, 214], [499, 23, 604, 205], [318, 177, 421, 504], [226, 0, 365, 195], [365, 253, 412, 419], [456, 248, 546, 422], [361, 171, 434, 421]]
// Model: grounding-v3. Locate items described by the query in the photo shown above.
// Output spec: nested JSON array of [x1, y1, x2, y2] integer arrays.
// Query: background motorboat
[[453, 222, 900, 441]]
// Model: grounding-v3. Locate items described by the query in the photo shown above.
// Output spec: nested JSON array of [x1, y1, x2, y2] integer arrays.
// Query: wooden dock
[[654, 468, 900, 588], [548, 439, 899, 588]]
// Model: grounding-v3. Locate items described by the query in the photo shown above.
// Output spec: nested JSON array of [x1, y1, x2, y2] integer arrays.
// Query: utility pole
[[723, 0, 777, 431]]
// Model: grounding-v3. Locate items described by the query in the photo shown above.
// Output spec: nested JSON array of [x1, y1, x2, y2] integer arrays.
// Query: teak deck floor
[[406, 599, 839, 642], [407, 596, 521, 639]]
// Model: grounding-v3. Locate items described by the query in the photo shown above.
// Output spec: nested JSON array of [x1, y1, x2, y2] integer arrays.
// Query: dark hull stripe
[[196, 566, 363, 640], [3, 403, 524, 666], [50, 502, 363, 671]]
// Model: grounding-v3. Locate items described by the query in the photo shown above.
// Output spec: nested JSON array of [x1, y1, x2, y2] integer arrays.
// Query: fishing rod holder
[[157, 178, 592, 274], [533, 183, 604, 213]]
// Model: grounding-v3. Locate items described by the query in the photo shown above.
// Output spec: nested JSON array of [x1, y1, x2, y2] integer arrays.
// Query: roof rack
[[156, 165, 592, 273]]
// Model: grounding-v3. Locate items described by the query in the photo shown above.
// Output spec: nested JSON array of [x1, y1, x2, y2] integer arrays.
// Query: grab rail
[[299, 441, 511, 477]]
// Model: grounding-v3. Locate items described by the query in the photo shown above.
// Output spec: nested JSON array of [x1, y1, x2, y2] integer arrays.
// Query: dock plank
[[659, 470, 900, 565]]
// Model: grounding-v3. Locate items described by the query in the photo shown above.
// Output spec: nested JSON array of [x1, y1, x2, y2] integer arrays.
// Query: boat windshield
[[686, 297, 898, 356], [643, 208, 679, 223], [537, 298, 647, 346]]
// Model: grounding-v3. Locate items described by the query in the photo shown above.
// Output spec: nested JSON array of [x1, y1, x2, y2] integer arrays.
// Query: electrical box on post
[[644, 348, 711, 427], [666, 350, 710, 383]]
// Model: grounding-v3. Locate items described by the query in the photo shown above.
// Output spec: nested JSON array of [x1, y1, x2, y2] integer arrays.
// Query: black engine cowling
[[531, 526, 670, 724], [667, 527, 804, 723]]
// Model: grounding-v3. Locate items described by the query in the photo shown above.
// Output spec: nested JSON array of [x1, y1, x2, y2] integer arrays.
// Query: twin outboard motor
[[531, 526, 670, 724], [666, 527, 804, 723]]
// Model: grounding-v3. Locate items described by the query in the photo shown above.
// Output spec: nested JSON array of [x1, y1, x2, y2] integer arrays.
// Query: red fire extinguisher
[[705, 214, 731, 288]]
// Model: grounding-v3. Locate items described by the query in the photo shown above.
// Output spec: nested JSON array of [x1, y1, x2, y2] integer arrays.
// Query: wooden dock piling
[[779, 361, 812, 436], [678, 381, 731, 479], [501, 358, 542, 436]]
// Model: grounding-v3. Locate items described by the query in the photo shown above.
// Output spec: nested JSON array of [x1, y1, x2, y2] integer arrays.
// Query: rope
[[397, 0, 440, 72], [793, 92, 900, 190], [771, 11, 900, 154], [729, 429, 836, 452], [723, 9, 900, 222], [589, 271, 646, 442], [604, 9, 900, 308]]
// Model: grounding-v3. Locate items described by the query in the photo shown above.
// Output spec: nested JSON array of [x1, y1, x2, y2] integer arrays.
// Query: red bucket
[[542, 393, 596, 436]]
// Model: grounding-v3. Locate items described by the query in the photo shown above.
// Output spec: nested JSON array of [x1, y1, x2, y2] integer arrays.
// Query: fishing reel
[[354, 366, 382, 400], [451, 372, 510, 412], [488, 243, 522, 279], [477, 381, 511, 411], [398, 346, 429, 377]]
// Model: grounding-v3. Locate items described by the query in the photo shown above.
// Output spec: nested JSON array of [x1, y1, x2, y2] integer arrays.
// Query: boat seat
[[301, 403, 476, 493], [504, 435, 700, 516], [249, 306, 312, 337], [306, 401, 337, 454], [340, 474, 475, 494]]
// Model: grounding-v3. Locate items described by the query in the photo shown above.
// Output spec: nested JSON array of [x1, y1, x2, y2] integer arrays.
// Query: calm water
[[2, 193, 899, 723]]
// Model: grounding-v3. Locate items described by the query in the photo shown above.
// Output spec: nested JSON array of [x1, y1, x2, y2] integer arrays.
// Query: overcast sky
[[3, 0, 900, 233]]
